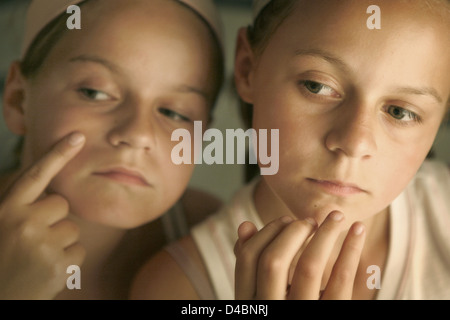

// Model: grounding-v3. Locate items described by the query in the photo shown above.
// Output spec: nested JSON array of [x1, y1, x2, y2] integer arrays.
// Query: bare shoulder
[[128, 188, 221, 299], [181, 187, 223, 226], [129, 235, 210, 300]]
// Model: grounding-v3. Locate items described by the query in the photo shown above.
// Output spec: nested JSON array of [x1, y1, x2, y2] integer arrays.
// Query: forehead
[[260, 0, 450, 101], [38, 0, 217, 90], [279, 0, 449, 46], [80, 0, 209, 43]]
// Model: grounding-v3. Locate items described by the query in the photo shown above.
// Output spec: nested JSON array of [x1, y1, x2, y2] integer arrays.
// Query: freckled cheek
[[24, 121, 77, 166], [149, 136, 197, 190], [156, 161, 194, 206], [168, 162, 194, 184], [375, 145, 427, 201], [256, 108, 321, 164], [48, 143, 99, 190], [25, 102, 97, 156]]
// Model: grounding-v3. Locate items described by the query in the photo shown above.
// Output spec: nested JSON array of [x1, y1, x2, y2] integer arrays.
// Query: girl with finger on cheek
[[0, 0, 224, 300], [132, 0, 450, 300]]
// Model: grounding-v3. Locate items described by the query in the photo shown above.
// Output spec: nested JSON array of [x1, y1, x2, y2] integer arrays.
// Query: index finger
[[7, 132, 86, 205], [289, 211, 345, 299]]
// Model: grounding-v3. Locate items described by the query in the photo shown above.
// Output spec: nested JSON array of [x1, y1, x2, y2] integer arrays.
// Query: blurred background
[[1, 0, 449, 203]]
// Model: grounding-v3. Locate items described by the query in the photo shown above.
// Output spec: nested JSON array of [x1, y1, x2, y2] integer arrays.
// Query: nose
[[107, 106, 156, 152], [325, 102, 377, 159]]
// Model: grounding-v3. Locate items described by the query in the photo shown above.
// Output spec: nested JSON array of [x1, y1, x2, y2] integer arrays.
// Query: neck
[[57, 214, 127, 300], [71, 213, 127, 266], [253, 179, 292, 225]]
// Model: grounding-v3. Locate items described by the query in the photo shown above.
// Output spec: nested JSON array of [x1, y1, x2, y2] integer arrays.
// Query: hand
[[234, 211, 366, 300], [0, 132, 87, 299]]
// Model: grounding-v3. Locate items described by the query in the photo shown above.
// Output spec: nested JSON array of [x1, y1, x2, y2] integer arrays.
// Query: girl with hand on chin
[[131, 0, 450, 300]]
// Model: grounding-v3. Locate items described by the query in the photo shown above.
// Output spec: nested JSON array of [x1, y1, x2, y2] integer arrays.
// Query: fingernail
[[353, 223, 365, 235], [69, 132, 85, 146], [329, 211, 344, 221]]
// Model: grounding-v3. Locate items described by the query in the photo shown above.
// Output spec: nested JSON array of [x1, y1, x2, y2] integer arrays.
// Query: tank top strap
[[164, 241, 216, 300]]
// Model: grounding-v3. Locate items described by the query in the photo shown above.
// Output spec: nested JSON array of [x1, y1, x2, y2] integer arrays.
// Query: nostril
[[112, 139, 131, 148], [325, 126, 376, 159], [107, 114, 156, 151]]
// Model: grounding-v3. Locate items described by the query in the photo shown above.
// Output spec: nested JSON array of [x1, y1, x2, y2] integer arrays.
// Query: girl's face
[[16, 0, 218, 228], [243, 0, 450, 224]]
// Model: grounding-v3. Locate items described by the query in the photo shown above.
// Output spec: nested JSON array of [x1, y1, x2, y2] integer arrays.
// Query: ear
[[2, 61, 27, 136], [234, 27, 256, 104]]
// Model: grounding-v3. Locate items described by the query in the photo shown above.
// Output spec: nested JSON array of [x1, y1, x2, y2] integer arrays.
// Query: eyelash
[[158, 108, 191, 122], [299, 80, 341, 100], [385, 105, 422, 126], [78, 88, 111, 101]]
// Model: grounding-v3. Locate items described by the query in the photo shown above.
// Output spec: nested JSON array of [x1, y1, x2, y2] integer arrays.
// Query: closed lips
[[93, 167, 151, 187], [307, 178, 366, 196]]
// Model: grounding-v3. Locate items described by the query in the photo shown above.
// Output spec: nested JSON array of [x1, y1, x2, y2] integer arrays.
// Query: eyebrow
[[394, 86, 443, 104], [69, 54, 121, 74], [294, 48, 443, 104], [175, 85, 209, 101], [294, 48, 352, 74]]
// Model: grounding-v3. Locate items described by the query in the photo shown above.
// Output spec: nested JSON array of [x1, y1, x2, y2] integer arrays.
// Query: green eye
[[302, 80, 339, 97], [79, 88, 110, 101], [158, 108, 190, 122], [387, 105, 418, 122], [304, 81, 324, 94]]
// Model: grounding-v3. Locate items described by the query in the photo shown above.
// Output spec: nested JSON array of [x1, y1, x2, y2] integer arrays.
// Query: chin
[[282, 190, 348, 224], [50, 179, 164, 228], [67, 195, 163, 229], [291, 202, 337, 224]]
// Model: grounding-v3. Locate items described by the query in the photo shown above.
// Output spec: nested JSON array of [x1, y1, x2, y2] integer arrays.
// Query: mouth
[[306, 178, 366, 196], [93, 167, 151, 187]]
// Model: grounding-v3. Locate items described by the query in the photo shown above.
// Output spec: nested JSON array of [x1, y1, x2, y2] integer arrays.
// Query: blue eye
[[158, 108, 190, 122], [387, 105, 420, 123], [79, 88, 110, 101]]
